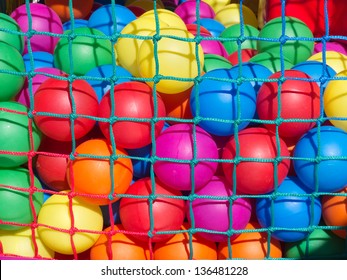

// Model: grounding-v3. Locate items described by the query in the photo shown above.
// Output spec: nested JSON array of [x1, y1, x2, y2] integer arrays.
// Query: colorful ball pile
[[0, 0, 347, 261]]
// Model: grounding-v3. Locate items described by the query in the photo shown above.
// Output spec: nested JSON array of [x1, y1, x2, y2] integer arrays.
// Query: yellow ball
[[204, 0, 231, 13], [37, 192, 103, 255], [308, 51, 347, 74], [116, 17, 169, 77], [214, 3, 258, 28], [324, 70, 347, 132], [138, 27, 204, 94], [140, 9, 187, 30], [0, 227, 54, 259]]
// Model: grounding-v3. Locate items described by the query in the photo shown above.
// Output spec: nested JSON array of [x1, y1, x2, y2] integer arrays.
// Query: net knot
[[274, 117, 283, 126], [27, 29, 37, 39], [153, 74, 162, 84], [279, 35, 288, 45], [152, 34, 161, 43]]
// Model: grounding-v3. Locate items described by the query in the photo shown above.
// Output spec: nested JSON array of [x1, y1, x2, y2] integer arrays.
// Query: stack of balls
[[0, 0, 346, 260]]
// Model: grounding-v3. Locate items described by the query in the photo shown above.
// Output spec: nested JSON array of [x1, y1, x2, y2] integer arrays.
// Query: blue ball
[[63, 19, 88, 31], [85, 64, 132, 102], [190, 68, 256, 136], [126, 144, 152, 179], [294, 126, 347, 192], [88, 4, 136, 36], [23, 51, 54, 72], [100, 200, 121, 227], [193, 18, 225, 37], [256, 176, 322, 242], [291, 61, 336, 93]]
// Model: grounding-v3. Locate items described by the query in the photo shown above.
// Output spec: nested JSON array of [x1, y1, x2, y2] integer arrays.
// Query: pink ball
[[175, 0, 215, 24], [11, 3, 64, 54], [16, 67, 65, 107], [313, 41, 347, 55], [187, 176, 252, 242], [154, 124, 218, 191]]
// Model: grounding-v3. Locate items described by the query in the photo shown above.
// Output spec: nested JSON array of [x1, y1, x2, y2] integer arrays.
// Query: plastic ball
[[11, 3, 63, 54], [0, 42, 26, 101], [187, 176, 252, 242], [195, 18, 225, 37], [203, 0, 229, 13], [100, 201, 121, 228], [98, 82, 166, 149], [249, 52, 294, 73], [0, 101, 42, 168], [293, 126, 347, 193], [88, 4, 136, 36], [53, 27, 113, 76], [153, 124, 218, 191], [67, 139, 133, 205], [138, 27, 204, 94], [257, 70, 321, 142], [37, 192, 103, 255], [214, 4, 258, 28], [203, 54, 232, 72], [90, 225, 150, 260], [322, 186, 347, 239], [119, 177, 185, 242], [0, 13, 24, 53], [307, 51, 347, 74], [175, 1, 215, 24], [291, 61, 336, 93], [222, 127, 290, 194], [314, 41, 347, 55], [0, 168, 43, 231], [258, 17, 314, 65], [256, 177, 322, 242], [63, 19, 88, 31], [116, 17, 169, 77], [34, 77, 98, 141], [126, 0, 165, 12], [45, 0, 94, 22], [190, 68, 256, 136], [126, 144, 152, 179], [140, 9, 187, 30], [22, 52, 54, 72], [154, 224, 218, 260], [228, 48, 257, 65], [324, 70, 347, 132], [85, 64, 132, 102], [284, 229, 347, 259], [220, 24, 259, 55], [218, 222, 282, 259], [16, 67, 65, 108], [0, 227, 54, 259]]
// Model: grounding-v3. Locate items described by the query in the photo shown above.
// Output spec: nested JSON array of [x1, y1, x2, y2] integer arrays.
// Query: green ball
[[257, 16, 314, 65], [54, 27, 114, 76], [203, 54, 232, 72], [221, 24, 259, 55], [0, 42, 25, 101], [249, 51, 293, 73], [284, 229, 347, 259], [0, 13, 24, 53], [0, 168, 43, 230], [0, 101, 42, 168]]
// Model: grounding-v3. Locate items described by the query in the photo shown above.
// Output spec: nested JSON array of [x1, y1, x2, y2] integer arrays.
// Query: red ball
[[34, 78, 98, 141], [98, 81, 166, 149], [119, 177, 185, 243], [257, 70, 320, 143], [222, 127, 290, 194], [227, 49, 258, 65]]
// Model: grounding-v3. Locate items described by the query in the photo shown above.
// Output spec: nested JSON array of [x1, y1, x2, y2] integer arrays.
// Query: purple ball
[[187, 176, 252, 242], [154, 123, 218, 191], [16, 67, 65, 107], [11, 3, 63, 54], [313, 41, 347, 55], [201, 38, 229, 58], [175, 0, 215, 24]]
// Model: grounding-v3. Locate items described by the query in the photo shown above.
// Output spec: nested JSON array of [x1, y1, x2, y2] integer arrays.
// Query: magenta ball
[[313, 41, 347, 55], [187, 176, 252, 242], [154, 123, 218, 191], [11, 3, 63, 54], [16, 67, 65, 107], [174, 0, 215, 24], [201, 39, 228, 58]]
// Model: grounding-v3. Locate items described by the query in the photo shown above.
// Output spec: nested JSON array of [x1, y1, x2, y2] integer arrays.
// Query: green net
[[0, 0, 346, 260]]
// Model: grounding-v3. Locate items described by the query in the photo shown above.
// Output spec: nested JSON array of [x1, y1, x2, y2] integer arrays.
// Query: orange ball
[[322, 186, 347, 239], [45, 0, 94, 22], [218, 222, 282, 259], [90, 225, 151, 260], [154, 224, 217, 260], [67, 139, 133, 205]]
